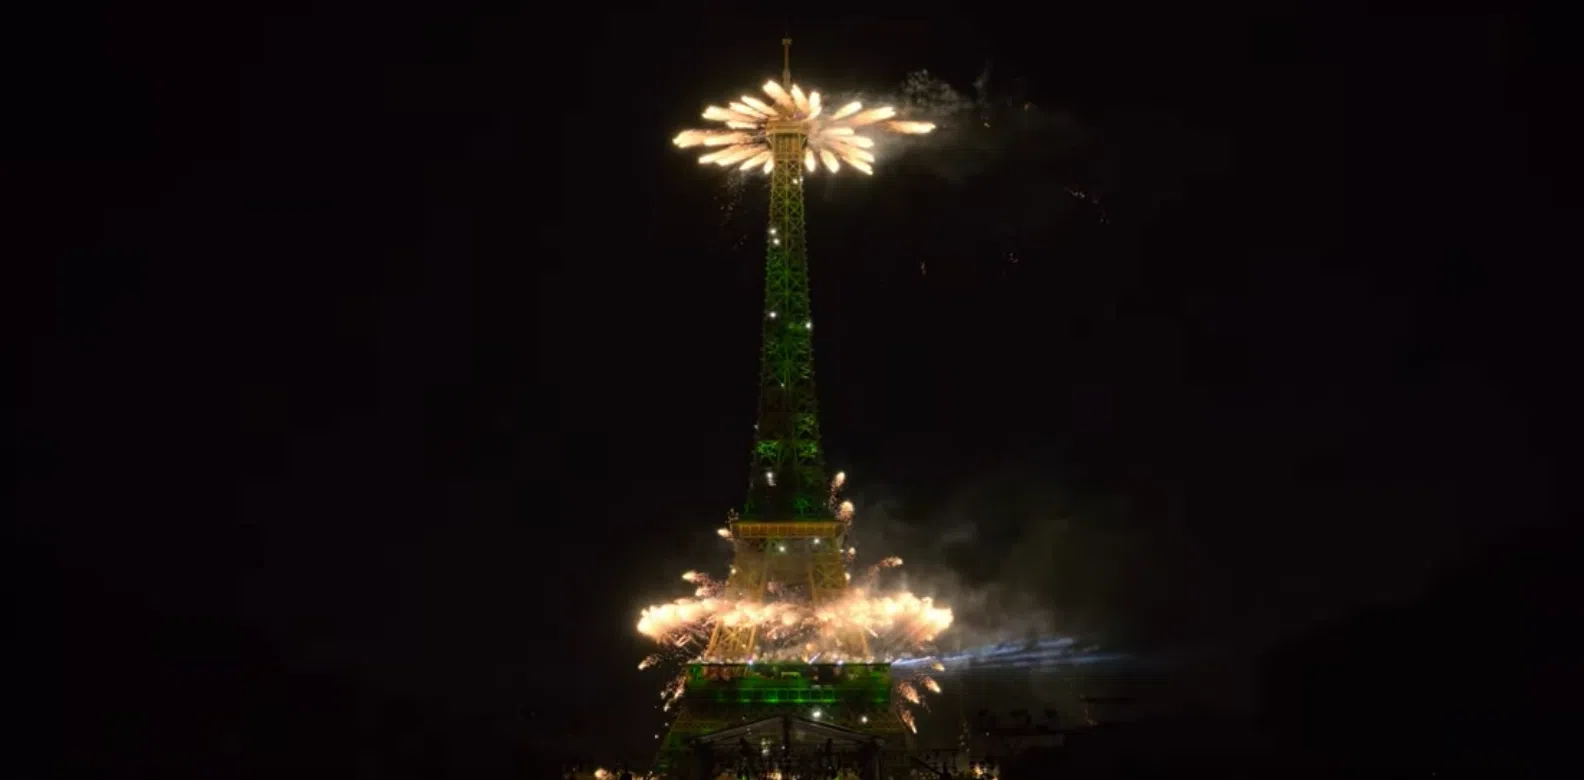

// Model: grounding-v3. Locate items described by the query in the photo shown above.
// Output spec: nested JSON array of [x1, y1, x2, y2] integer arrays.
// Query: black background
[[12, 5, 1573, 776]]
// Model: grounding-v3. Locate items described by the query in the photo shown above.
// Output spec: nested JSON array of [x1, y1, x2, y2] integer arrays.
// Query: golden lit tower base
[[704, 521, 870, 661]]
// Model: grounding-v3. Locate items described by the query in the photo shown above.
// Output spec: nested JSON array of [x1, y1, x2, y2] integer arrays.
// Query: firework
[[638, 483, 952, 728], [857, 555, 904, 587], [637, 588, 951, 662], [897, 681, 921, 705], [674, 82, 934, 176], [681, 570, 722, 597]]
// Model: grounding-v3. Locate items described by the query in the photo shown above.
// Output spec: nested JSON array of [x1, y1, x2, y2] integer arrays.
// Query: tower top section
[[781, 37, 793, 89]]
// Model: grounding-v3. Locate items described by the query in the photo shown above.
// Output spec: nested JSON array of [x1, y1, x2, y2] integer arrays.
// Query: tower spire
[[781, 37, 792, 88]]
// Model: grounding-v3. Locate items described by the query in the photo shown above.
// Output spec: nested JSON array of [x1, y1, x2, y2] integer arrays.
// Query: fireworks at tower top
[[671, 41, 935, 176]]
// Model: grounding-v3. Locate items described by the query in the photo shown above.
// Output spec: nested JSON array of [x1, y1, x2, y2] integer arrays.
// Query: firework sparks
[[898, 681, 921, 705], [857, 555, 904, 587], [637, 588, 951, 660], [639, 496, 952, 727], [674, 81, 934, 176], [681, 570, 722, 597], [639, 488, 952, 730]]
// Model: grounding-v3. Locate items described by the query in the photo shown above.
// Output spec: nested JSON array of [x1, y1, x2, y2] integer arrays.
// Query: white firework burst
[[673, 79, 934, 176]]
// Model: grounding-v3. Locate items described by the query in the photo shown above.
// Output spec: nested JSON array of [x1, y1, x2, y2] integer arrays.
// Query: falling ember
[[885, 120, 937, 134], [832, 472, 847, 489], [860, 556, 906, 586], [838, 500, 855, 521], [930, 661, 945, 673], [900, 709, 917, 734], [898, 682, 921, 705], [639, 654, 661, 671], [921, 676, 942, 694], [717, 527, 732, 539]]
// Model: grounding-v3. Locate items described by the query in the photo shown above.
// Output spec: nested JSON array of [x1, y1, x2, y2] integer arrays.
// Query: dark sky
[[12, 5, 1569, 775]]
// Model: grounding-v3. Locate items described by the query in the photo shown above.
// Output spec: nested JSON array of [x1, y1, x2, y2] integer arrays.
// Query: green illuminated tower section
[[701, 39, 861, 663], [744, 117, 827, 524]]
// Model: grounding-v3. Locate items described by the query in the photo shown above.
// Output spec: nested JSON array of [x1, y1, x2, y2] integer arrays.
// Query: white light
[[778, 544, 787, 552], [860, 715, 869, 724], [773, 238, 781, 245], [805, 320, 812, 329], [769, 227, 777, 234], [768, 311, 777, 319], [811, 708, 823, 719], [813, 538, 820, 545]]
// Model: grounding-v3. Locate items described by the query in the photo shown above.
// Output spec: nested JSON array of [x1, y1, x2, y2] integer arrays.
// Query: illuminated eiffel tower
[[652, 39, 905, 778]]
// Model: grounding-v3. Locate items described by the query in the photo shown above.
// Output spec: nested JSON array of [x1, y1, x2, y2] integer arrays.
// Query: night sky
[[13, 6, 1571, 776]]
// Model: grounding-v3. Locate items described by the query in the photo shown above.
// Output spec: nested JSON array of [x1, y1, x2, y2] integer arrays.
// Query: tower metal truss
[[656, 40, 904, 776], [702, 39, 865, 664]]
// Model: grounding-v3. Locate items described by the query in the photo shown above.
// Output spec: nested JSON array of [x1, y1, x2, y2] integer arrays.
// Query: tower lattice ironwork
[[654, 40, 903, 777], [703, 37, 866, 664]]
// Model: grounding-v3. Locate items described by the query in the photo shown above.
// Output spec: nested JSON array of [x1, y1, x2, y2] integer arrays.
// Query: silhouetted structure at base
[[679, 714, 885, 779]]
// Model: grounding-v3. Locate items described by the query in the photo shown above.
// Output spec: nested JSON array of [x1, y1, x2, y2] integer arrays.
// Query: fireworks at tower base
[[636, 473, 953, 732]]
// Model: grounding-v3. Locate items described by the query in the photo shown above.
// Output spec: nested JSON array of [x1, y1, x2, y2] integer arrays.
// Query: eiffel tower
[[652, 39, 905, 778]]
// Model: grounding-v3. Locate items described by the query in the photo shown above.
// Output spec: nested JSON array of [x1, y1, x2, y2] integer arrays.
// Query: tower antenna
[[781, 36, 793, 88]]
